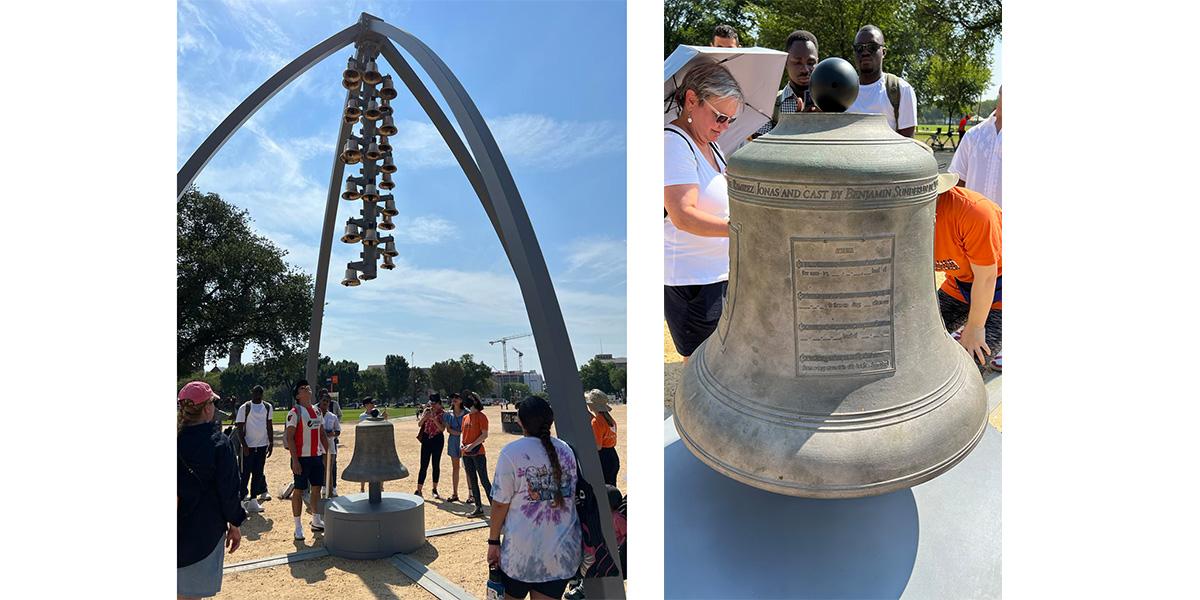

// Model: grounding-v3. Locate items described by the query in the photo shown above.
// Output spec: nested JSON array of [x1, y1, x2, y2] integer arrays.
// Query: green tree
[[501, 382, 532, 403], [408, 368, 430, 401], [926, 52, 990, 125], [609, 366, 627, 397], [321, 360, 360, 401], [358, 368, 388, 400], [384, 354, 410, 401], [217, 363, 261, 405], [579, 357, 616, 394], [177, 187, 314, 377], [665, 0, 759, 56], [429, 359, 465, 395], [459, 354, 495, 396]]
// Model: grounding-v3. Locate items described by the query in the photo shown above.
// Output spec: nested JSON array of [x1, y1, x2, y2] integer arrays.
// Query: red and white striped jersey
[[286, 404, 325, 457]]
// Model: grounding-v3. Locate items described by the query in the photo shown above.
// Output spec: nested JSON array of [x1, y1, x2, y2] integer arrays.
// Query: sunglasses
[[853, 43, 885, 54], [702, 98, 738, 125]]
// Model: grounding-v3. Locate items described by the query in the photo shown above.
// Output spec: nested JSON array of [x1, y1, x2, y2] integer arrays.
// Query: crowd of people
[[177, 379, 626, 599], [664, 24, 1002, 372]]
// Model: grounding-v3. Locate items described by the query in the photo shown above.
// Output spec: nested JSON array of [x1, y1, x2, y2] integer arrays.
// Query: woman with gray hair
[[664, 60, 743, 361]]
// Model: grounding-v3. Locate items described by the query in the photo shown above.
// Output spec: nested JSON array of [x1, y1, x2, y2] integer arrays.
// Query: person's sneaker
[[311, 513, 325, 530], [243, 498, 264, 513], [432, 489, 442, 500], [257, 492, 272, 502], [467, 508, 485, 518], [989, 353, 1002, 372], [330, 488, 338, 498], [294, 524, 305, 540]]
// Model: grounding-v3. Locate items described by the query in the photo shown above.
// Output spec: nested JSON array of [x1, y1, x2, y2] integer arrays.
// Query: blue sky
[[178, 0, 628, 374]]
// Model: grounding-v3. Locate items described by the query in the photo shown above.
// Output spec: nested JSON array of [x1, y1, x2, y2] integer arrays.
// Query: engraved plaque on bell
[[674, 112, 988, 498]]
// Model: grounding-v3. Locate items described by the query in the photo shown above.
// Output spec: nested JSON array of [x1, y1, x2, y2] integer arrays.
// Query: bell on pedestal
[[344, 98, 362, 119], [379, 213, 395, 230], [382, 196, 398, 217], [365, 142, 382, 161], [380, 75, 397, 100], [381, 155, 397, 174], [362, 60, 382, 85], [340, 268, 361, 287], [361, 183, 379, 203], [381, 254, 396, 270], [379, 116, 398, 136], [380, 172, 395, 190], [340, 139, 362, 164], [379, 99, 393, 117], [362, 228, 379, 247], [364, 100, 382, 121], [343, 57, 362, 82], [674, 112, 987, 499], [342, 179, 361, 200], [378, 136, 393, 153], [382, 241, 398, 257]]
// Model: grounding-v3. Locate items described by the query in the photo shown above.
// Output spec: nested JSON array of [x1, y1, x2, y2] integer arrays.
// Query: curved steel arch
[[177, 14, 624, 596]]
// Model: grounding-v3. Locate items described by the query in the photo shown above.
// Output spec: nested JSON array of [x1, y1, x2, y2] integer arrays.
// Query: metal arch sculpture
[[177, 14, 625, 597]]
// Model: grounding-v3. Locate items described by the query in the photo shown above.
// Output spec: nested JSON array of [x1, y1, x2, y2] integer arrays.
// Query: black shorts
[[664, 281, 727, 357], [293, 455, 325, 490], [501, 572, 571, 599]]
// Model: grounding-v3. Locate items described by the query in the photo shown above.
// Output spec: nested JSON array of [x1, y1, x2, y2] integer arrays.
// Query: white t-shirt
[[491, 436, 582, 582], [664, 124, 730, 286], [234, 401, 272, 448], [847, 74, 918, 132], [948, 112, 1002, 207], [322, 411, 341, 455]]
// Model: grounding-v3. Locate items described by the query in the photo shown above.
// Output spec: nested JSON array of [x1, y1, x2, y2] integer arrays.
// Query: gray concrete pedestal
[[665, 415, 1000, 599], [323, 492, 426, 559]]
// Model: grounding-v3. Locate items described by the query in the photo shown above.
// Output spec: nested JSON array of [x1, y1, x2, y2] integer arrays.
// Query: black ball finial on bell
[[810, 57, 860, 113]]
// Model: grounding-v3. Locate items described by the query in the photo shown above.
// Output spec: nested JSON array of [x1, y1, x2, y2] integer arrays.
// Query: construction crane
[[511, 346, 524, 372], [488, 333, 531, 371]]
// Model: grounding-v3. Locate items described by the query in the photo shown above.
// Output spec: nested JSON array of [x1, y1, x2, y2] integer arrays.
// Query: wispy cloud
[[562, 237, 627, 283], [387, 114, 624, 170]]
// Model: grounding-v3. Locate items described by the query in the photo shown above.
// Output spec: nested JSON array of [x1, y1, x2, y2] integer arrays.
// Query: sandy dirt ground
[[216, 404, 626, 599]]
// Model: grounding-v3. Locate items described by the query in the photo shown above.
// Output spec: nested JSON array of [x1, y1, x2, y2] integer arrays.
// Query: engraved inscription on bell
[[791, 235, 895, 376]]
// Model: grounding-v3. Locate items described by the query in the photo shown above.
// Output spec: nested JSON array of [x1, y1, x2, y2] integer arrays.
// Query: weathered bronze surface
[[341, 419, 410, 484], [675, 112, 987, 498]]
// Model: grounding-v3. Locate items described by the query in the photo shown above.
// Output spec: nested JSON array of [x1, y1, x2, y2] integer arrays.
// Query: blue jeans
[[462, 454, 492, 509]]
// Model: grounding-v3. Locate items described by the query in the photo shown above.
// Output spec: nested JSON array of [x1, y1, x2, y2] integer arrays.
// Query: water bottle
[[486, 567, 504, 600]]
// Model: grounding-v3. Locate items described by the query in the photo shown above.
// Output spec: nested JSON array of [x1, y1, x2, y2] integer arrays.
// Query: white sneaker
[[244, 498, 264, 513], [294, 524, 305, 540], [257, 492, 272, 502], [311, 513, 325, 530]]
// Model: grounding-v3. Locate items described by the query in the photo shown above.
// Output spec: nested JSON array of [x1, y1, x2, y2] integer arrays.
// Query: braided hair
[[518, 396, 565, 508], [177, 399, 211, 435]]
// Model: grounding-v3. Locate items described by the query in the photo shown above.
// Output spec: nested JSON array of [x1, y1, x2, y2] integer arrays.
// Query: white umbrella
[[664, 45, 788, 154]]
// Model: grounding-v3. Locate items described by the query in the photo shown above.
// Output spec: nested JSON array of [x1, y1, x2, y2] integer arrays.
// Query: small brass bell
[[364, 100, 382, 121], [341, 268, 361, 287], [363, 60, 382, 85], [379, 213, 395, 230], [340, 139, 361, 164], [379, 75, 397, 100], [362, 228, 379, 247], [365, 142, 382, 161], [379, 98, 393, 116], [379, 136, 393, 153], [362, 183, 379, 203], [380, 172, 395, 190], [344, 98, 362, 119], [379, 116, 397, 136], [381, 155, 397, 174], [383, 241, 398, 257], [381, 254, 396, 270], [382, 196, 398, 217], [343, 57, 362, 83], [341, 223, 362, 244], [342, 179, 361, 200]]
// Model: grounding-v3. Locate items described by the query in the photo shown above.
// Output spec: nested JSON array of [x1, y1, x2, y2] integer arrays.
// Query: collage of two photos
[[174, 0, 1000, 598]]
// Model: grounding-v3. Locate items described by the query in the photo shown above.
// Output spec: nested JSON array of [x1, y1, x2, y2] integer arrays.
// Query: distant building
[[367, 364, 385, 372], [491, 369, 545, 396], [593, 353, 627, 369]]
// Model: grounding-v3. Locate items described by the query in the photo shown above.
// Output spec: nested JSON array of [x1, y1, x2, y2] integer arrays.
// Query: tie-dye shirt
[[491, 436, 581, 582]]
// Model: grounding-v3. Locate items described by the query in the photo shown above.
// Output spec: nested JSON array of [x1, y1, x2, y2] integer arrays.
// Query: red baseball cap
[[178, 381, 219, 405]]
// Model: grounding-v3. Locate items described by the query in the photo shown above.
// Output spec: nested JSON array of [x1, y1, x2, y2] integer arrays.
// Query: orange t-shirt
[[591, 416, 617, 449], [934, 186, 1002, 310], [461, 411, 488, 456]]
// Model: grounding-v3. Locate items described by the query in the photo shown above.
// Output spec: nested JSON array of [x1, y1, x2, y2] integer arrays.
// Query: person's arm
[[897, 83, 917, 138], [958, 263, 998, 365], [266, 404, 275, 457], [486, 501, 511, 567], [665, 184, 730, 238], [234, 405, 247, 453], [285, 412, 301, 475], [948, 130, 971, 188]]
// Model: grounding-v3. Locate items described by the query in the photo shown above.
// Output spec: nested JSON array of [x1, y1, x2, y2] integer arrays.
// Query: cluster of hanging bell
[[338, 48, 401, 286]]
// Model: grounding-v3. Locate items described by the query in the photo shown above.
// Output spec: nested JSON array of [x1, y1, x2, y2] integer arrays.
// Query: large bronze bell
[[342, 419, 409, 503], [674, 112, 987, 499]]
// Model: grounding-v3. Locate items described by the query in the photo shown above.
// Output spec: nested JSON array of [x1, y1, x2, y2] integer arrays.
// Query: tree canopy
[[384, 354, 410, 400], [579, 357, 625, 396], [177, 187, 313, 377]]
